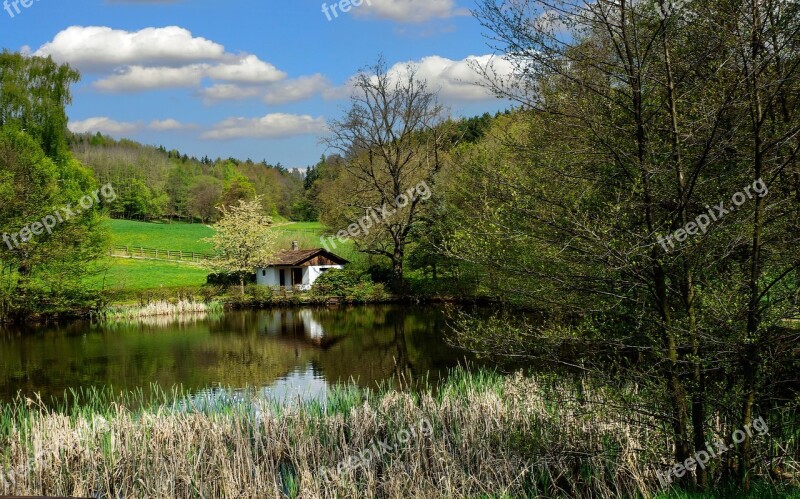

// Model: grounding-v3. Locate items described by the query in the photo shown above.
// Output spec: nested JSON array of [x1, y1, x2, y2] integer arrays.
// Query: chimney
[[291, 241, 299, 251]]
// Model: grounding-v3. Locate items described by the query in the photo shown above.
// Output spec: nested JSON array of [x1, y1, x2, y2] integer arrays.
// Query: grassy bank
[[0, 370, 795, 498]]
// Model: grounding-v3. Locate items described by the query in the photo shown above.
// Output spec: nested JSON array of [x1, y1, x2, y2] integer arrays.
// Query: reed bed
[[101, 299, 224, 322], [0, 371, 787, 498]]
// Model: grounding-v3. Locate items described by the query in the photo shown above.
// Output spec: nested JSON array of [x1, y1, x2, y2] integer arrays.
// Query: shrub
[[365, 263, 393, 284], [199, 284, 225, 303], [245, 284, 273, 305], [207, 272, 255, 286], [312, 269, 371, 298]]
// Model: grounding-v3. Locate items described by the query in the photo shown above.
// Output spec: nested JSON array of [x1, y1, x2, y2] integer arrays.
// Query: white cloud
[[148, 119, 194, 131], [197, 74, 334, 105], [384, 54, 514, 101], [93, 64, 208, 92], [353, 0, 469, 23], [263, 74, 332, 105], [202, 113, 327, 140], [68, 117, 142, 135], [35, 26, 225, 71], [35, 26, 289, 94], [197, 84, 263, 104], [207, 54, 286, 84]]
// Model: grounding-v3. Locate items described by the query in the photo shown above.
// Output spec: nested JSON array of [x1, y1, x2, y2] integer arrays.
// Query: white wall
[[255, 265, 343, 290], [256, 267, 281, 287]]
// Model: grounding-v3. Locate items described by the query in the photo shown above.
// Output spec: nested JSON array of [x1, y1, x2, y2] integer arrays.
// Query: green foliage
[[225, 284, 274, 307], [311, 269, 389, 302], [70, 133, 306, 223], [0, 52, 79, 158], [0, 127, 109, 321], [311, 269, 366, 297]]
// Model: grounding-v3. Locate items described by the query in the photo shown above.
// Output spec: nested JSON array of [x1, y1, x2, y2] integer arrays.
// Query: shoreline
[[2, 286, 496, 326]]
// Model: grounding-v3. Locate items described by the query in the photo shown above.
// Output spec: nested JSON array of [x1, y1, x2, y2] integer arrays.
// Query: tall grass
[[0, 371, 795, 498], [101, 299, 224, 321]]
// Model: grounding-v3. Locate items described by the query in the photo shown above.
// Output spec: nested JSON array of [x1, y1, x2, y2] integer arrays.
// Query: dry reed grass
[[102, 300, 223, 322], [0, 371, 781, 498]]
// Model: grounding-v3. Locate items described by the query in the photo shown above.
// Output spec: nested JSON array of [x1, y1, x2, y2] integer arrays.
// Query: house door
[[292, 268, 303, 287], [279, 269, 286, 287]]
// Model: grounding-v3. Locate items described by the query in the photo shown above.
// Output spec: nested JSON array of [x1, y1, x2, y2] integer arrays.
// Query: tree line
[[70, 133, 307, 223]]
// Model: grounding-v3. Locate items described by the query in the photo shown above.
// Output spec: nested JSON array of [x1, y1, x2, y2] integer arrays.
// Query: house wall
[[255, 265, 343, 290], [256, 268, 281, 287]]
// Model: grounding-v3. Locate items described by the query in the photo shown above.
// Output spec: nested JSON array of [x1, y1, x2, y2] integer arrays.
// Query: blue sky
[[0, 0, 513, 168]]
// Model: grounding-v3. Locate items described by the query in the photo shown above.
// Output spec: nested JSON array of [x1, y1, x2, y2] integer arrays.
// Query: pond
[[0, 305, 482, 403]]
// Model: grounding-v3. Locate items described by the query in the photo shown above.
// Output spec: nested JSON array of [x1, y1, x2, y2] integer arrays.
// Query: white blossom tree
[[206, 197, 276, 293]]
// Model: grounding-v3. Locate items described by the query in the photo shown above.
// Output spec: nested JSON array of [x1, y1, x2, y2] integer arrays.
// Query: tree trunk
[[391, 246, 405, 294], [623, 0, 691, 468], [741, 1, 766, 491], [659, 10, 707, 485]]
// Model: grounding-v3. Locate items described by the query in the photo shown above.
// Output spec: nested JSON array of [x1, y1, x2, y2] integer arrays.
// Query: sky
[[0, 0, 514, 169]]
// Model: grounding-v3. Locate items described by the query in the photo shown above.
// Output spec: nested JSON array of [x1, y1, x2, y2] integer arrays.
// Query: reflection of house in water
[[258, 309, 343, 350]]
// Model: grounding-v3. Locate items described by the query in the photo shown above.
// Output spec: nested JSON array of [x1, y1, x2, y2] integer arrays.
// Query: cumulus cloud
[[69, 116, 196, 135], [353, 0, 469, 23], [202, 113, 327, 140], [206, 55, 286, 84], [327, 54, 514, 102], [35, 26, 288, 94], [93, 64, 208, 92], [197, 84, 264, 104], [35, 26, 225, 71], [383, 54, 514, 101], [68, 117, 142, 135], [263, 74, 332, 105], [148, 119, 195, 131]]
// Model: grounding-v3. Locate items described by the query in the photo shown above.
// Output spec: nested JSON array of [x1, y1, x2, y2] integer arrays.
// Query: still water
[[0, 305, 479, 403]]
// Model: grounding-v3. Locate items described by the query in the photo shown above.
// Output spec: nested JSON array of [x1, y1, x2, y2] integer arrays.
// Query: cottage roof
[[266, 248, 349, 267]]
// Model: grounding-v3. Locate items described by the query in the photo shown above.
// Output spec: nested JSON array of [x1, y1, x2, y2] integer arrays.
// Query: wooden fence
[[109, 246, 215, 263]]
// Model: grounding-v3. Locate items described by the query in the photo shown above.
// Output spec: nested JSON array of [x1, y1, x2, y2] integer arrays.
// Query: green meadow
[[92, 220, 359, 293], [108, 219, 215, 254]]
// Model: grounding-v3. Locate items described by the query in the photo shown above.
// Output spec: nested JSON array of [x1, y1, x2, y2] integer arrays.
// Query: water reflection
[[0, 305, 475, 403]]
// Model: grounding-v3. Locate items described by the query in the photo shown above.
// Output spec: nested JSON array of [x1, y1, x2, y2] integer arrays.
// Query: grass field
[[109, 220, 215, 253], [98, 220, 360, 294], [88, 258, 210, 292], [109, 220, 335, 254]]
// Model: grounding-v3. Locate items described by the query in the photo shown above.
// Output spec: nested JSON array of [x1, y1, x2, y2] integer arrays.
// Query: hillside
[[69, 133, 307, 223]]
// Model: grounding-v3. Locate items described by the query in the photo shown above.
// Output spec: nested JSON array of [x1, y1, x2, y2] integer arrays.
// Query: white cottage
[[256, 242, 348, 291]]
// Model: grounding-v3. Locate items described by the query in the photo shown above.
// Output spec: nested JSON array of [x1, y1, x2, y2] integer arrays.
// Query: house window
[[262, 270, 266, 277]]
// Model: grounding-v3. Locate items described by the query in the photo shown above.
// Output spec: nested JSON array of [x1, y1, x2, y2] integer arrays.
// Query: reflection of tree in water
[[0, 306, 475, 402], [311, 306, 474, 390], [387, 309, 413, 382]]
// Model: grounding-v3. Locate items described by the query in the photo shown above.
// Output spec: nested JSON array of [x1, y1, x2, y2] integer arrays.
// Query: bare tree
[[323, 58, 449, 291]]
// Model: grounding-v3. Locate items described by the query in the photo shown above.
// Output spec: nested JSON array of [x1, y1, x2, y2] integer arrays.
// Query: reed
[[0, 371, 794, 498], [101, 299, 224, 322]]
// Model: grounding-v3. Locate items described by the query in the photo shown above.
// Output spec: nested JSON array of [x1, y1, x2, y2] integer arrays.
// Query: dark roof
[[267, 248, 349, 267]]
